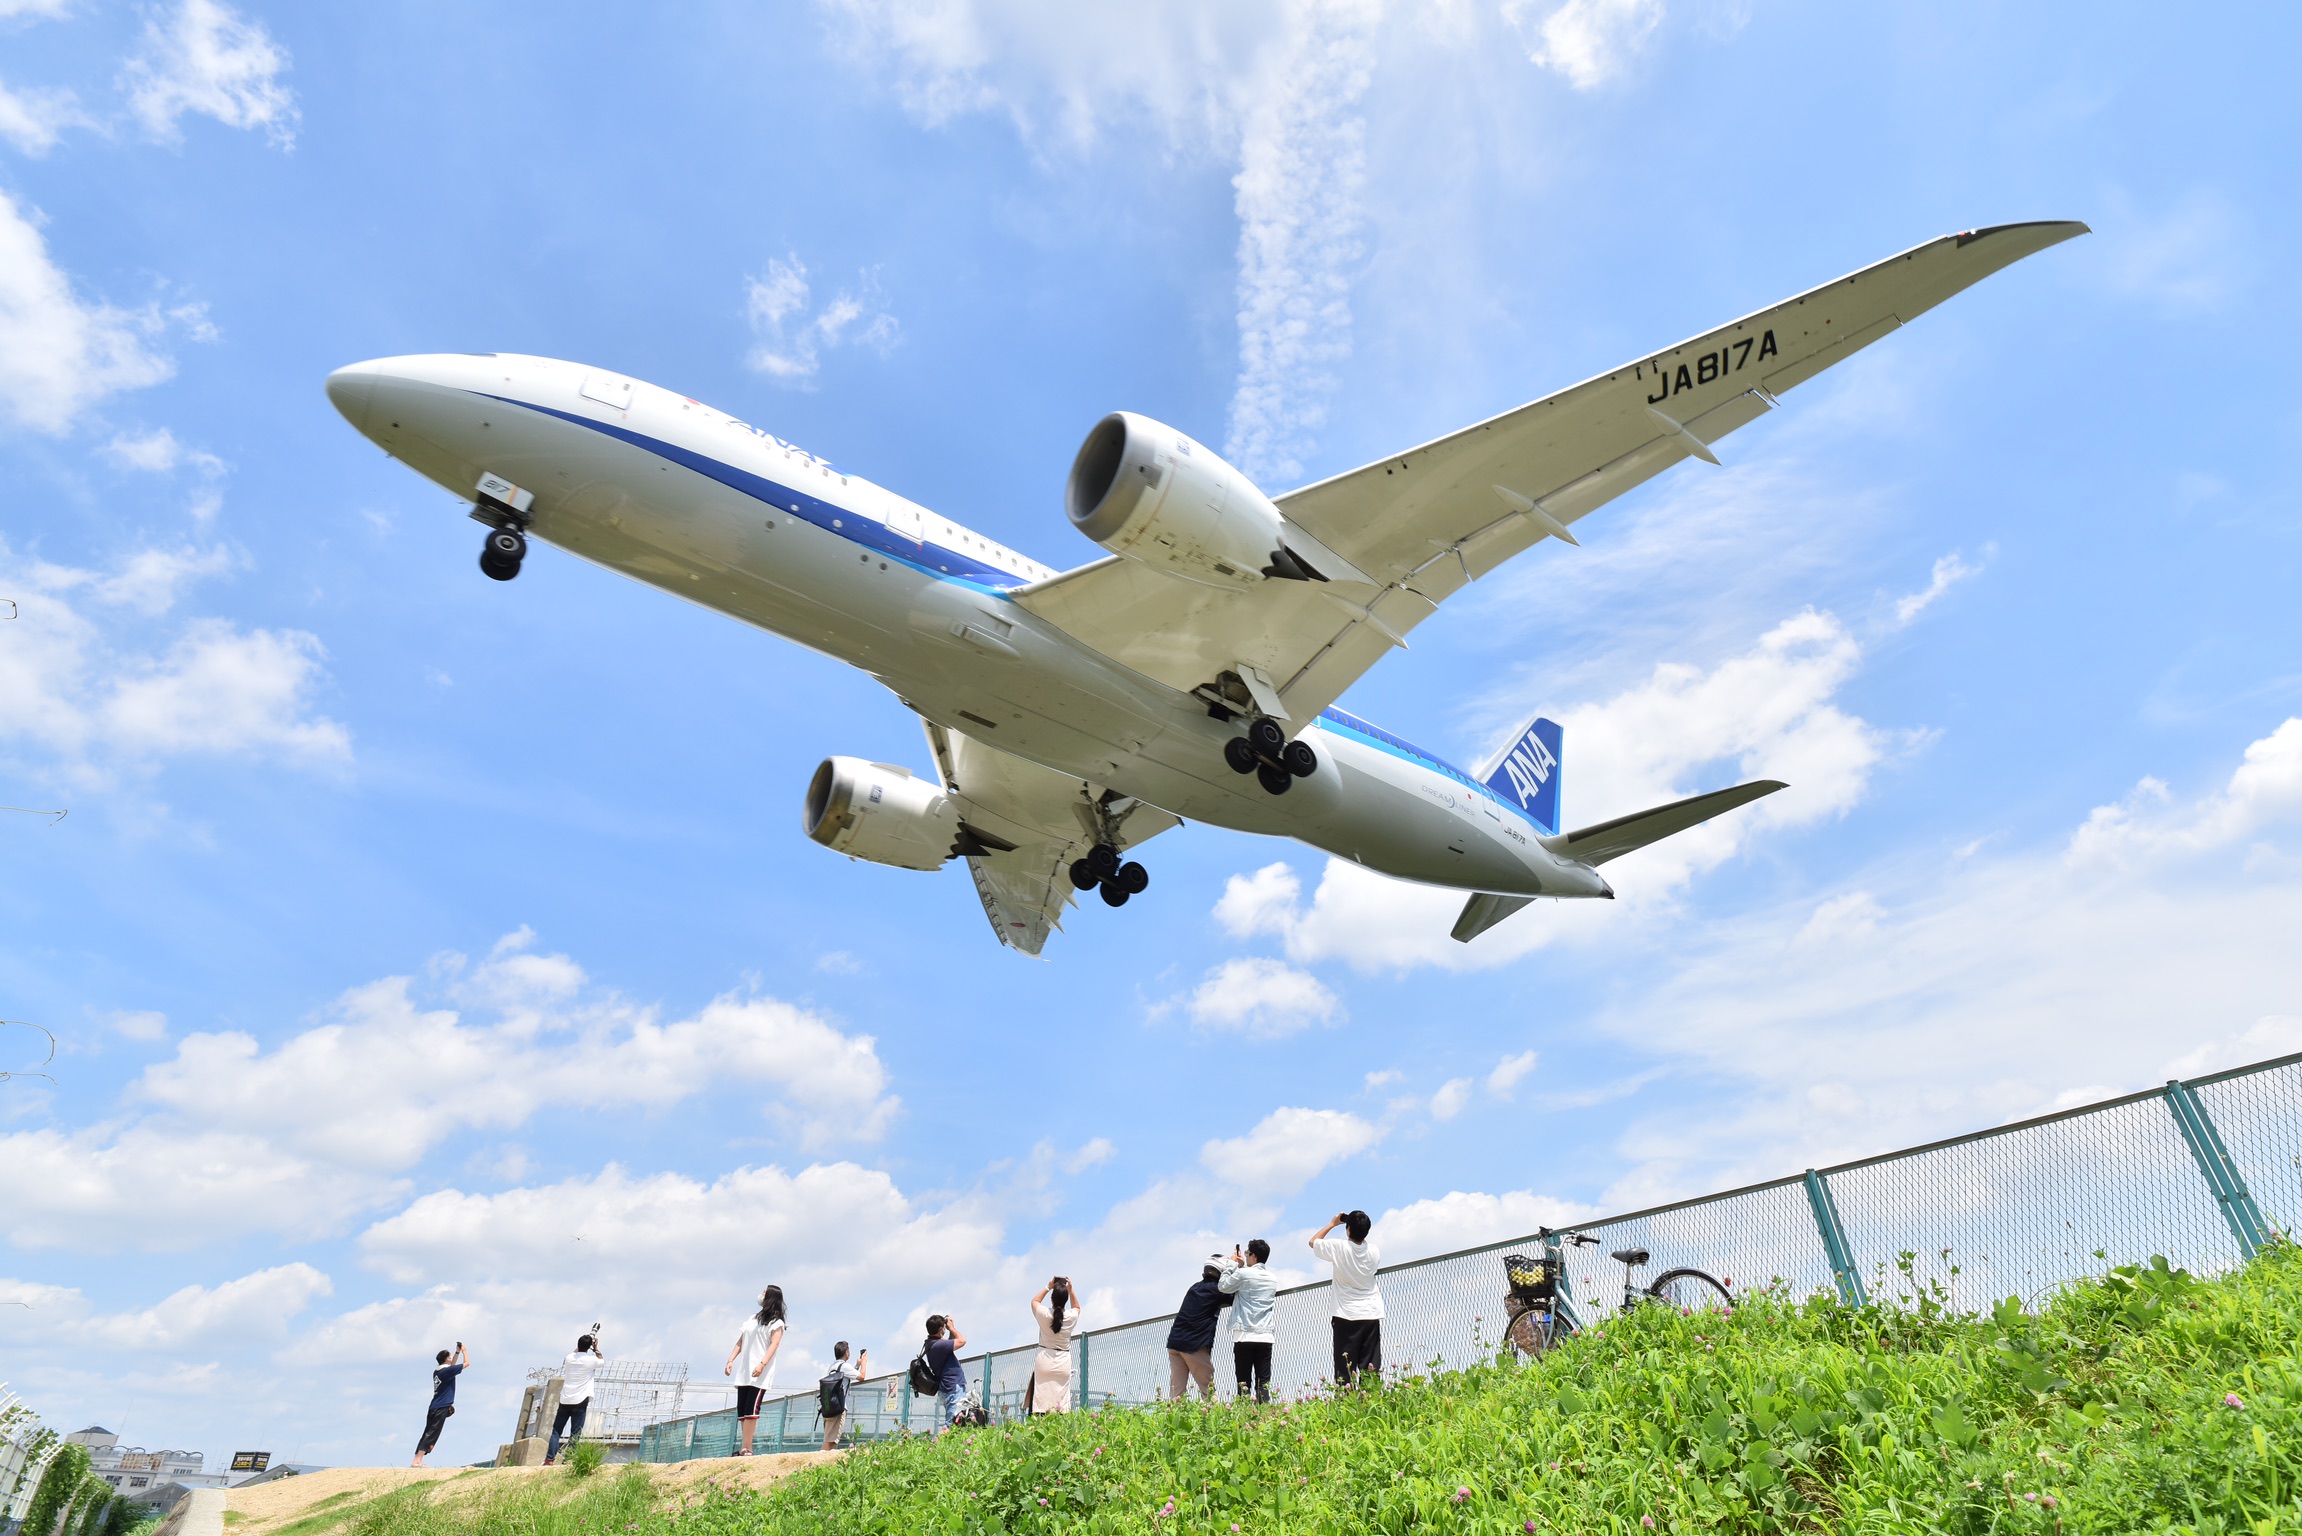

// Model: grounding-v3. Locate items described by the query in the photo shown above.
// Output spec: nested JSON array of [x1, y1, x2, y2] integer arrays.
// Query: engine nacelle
[[1066, 412, 1307, 589], [803, 756, 959, 871]]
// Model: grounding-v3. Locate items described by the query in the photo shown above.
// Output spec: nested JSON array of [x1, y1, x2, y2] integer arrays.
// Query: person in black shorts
[[412, 1342, 469, 1466]]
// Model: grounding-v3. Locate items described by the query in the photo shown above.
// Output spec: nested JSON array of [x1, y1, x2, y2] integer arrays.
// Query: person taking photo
[[411, 1341, 468, 1467], [1027, 1276, 1080, 1416], [1218, 1241, 1278, 1402], [544, 1328, 602, 1465], [1164, 1263, 1233, 1400], [1310, 1210, 1384, 1387]]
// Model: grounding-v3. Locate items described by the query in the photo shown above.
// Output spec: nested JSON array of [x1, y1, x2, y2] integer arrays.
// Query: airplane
[[327, 221, 2084, 955]]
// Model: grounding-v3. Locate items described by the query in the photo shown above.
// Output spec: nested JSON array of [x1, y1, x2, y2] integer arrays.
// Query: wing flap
[[1551, 780, 1786, 867], [923, 720, 1179, 955]]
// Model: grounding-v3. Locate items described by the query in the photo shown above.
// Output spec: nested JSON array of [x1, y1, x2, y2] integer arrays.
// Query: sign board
[[230, 1452, 271, 1473]]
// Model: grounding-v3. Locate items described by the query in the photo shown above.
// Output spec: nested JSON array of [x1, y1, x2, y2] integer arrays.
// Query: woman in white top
[[722, 1285, 787, 1455], [1026, 1276, 1080, 1415]]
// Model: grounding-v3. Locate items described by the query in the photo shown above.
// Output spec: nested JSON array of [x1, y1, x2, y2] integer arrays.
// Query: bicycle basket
[[1502, 1253, 1557, 1302]]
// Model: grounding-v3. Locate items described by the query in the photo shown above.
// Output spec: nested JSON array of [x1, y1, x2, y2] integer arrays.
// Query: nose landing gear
[[1225, 716, 1318, 795], [1068, 843, 1150, 906], [479, 526, 527, 581]]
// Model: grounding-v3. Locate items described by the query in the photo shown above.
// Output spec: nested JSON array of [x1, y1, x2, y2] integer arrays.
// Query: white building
[[65, 1428, 224, 1496]]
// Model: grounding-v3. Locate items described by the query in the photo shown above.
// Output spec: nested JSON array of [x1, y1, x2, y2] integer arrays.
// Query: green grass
[[358, 1246, 2302, 1533]]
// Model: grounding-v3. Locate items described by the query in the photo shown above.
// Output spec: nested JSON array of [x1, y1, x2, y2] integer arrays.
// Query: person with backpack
[[1311, 1210, 1384, 1387], [817, 1341, 866, 1450], [1165, 1263, 1233, 1400], [410, 1341, 468, 1467], [910, 1314, 969, 1432], [1218, 1241, 1279, 1402], [722, 1285, 787, 1455], [1026, 1276, 1080, 1415]]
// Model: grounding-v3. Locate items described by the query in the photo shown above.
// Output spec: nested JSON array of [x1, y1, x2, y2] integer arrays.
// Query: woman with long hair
[[722, 1284, 788, 1454], [1027, 1275, 1080, 1416]]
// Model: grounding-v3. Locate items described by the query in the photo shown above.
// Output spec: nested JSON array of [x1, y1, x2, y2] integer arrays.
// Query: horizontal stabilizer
[[1552, 780, 1786, 866], [1451, 891, 1536, 944]]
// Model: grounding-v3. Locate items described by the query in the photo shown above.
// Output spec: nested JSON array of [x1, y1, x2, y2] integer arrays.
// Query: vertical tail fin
[[1484, 717, 1563, 835]]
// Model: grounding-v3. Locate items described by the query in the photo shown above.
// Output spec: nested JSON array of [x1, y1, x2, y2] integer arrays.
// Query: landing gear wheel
[[1098, 880, 1130, 907], [1068, 859, 1098, 892], [1257, 763, 1293, 796], [479, 526, 526, 582], [1247, 716, 1286, 757], [1282, 739, 1318, 778], [1117, 861, 1149, 894], [1085, 843, 1121, 880], [1223, 737, 1259, 775]]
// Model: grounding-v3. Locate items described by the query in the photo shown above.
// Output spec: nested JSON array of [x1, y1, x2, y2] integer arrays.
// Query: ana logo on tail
[[1485, 717, 1563, 835]]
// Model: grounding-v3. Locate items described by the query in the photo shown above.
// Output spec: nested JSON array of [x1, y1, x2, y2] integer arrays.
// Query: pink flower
[[1453, 1487, 1471, 1504], [2226, 1393, 2247, 1409], [1641, 1518, 1654, 1529], [2041, 1496, 2058, 1510], [1525, 1523, 1540, 1533], [2023, 1493, 2037, 1503]]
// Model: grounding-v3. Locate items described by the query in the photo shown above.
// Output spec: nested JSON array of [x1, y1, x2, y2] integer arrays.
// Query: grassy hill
[[345, 1245, 2300, 1534]]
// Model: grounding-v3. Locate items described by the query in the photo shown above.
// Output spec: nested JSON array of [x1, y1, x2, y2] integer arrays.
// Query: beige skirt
[[1030, 1347, 1072, 1413]]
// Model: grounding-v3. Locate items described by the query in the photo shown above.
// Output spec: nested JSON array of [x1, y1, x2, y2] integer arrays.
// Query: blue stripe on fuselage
[[1314, 706, 1542, 830], [477, 393, 1034, 595]]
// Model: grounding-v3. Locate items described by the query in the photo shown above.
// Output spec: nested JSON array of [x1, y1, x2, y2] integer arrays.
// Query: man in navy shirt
[[412, 1342, 469, 1467], [1165, 1264, 1233, 1400], [923, 1315, 968, 1433]]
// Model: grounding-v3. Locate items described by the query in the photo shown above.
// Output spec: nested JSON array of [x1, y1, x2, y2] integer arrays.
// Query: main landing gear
[[1069, 841, 1150, 907], [1225, 715, 1318, 795], [479, 526, 527, 581]]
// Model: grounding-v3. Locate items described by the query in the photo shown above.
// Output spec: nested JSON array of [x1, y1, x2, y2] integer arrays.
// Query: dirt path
[[224, 1454, 843, 1533]]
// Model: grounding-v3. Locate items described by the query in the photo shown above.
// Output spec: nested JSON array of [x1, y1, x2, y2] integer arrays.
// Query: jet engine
[[803, 757, 960, 871], [1066, 411, 1327, 588]]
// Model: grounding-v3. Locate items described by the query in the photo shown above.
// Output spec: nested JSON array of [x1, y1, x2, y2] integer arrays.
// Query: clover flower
[[2226, 1393, 2247, 1410], [1641, 1517, 1655, 1529], [1453, 1486, 1471, 1504]]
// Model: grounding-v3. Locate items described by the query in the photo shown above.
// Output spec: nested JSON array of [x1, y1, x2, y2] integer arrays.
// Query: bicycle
[[1500, 1227, 1734, 1356]]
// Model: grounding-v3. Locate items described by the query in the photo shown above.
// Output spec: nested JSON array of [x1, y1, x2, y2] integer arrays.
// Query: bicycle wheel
[[1505, 1299, 1567, 1357], [1647, 1268, 1733, 1313]]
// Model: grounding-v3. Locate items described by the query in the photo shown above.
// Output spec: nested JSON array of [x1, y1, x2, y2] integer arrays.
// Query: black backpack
[[818, 1365, 849, 1418], [907, 1348, 940, 1395]]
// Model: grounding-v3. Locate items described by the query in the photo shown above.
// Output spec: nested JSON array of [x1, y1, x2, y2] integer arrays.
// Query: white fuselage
[[325, 352, 1609, 899]]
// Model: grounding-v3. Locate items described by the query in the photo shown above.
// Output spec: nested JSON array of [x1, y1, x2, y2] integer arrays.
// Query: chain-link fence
[[634, 1051, 2301, 1461]]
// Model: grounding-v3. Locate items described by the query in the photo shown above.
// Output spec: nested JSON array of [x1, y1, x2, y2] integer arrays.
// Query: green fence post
[[2165, 1079, 2269, 1258], [1804, 1169, 1866, 1306], [1078, 1333, 1090, 1412], [898, 1376, 911, 1436], [776, 1393, 790, 1452]]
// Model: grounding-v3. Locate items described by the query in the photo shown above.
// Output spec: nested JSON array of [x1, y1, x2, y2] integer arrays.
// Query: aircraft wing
[[922, 720, 1179, 956], [1017, 222, 2086, 721], [1547, 780, 1786, 867]]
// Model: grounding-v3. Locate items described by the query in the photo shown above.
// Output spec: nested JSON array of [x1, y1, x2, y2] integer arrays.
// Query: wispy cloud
[[1505, 0, 1663, 89], [0, 191, 179, 435], [1893, 549, 1982, 625], [0, 77, 81, 154], [122, 0, 297, 149], [1223, 0, 1381, 487], [743, 255, 899, 385]]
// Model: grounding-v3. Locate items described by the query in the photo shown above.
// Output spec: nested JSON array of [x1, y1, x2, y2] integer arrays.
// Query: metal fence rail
[[634, 1050, 2301, 1462]]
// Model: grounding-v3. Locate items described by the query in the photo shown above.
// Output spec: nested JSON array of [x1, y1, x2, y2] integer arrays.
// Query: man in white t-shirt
[[545, 1330, 602, 1464], [1309, 1210, 1384, 1386]]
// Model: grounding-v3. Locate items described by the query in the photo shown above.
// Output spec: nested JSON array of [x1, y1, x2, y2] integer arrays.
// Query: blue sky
[[2, 0, 2299, 1470]]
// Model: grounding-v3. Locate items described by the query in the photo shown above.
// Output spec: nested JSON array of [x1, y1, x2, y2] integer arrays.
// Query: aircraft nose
[[325, 361, 381, 433]]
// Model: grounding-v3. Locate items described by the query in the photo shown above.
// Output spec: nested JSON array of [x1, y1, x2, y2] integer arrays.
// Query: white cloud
[[2068, 718, 2302, 865], [104, 427, 226, 479], [0, 191, 177, 435], [0, 78, 79, 154], [136, 937, 900, 1173], [122, 0, 297, 148], [1182, 956, 1341, 1037], [0, 0, 73, 16], [1566, 714, 2302, 1205], [1216, 608, 1889, 972], [1200, 1105, 1383, 1196], [1505, 0, 1662, 89], [110, 1010, 168, 1041], [1061, 1137, 1115, 1173], [1224, 0, 1381, 487], [1428, 1076, 1472, 1120], [743, 256, 898, 385], [2101, 190, 2248, 311], [74, 1264, 332, 1348], [0, 541, 347, 783], [1487, 1050, 1539, 1097], [1373, 1188, 1603, 1264], [1893, 550, 1981, 624]]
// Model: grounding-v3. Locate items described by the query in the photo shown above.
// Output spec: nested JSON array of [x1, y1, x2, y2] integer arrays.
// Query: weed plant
[[344, 1246, 2302, 1533]]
